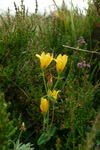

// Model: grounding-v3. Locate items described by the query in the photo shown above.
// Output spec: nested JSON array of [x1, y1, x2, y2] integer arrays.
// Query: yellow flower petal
[[36, 52, 53, 70], [54, 54, 68, 74], [49, 90, 61, 104], [36, 54, 41, 59], [40, 98, 49, 114]]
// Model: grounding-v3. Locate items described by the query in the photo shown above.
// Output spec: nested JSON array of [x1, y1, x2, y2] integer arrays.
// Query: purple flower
[[77, 62, 82, 68], [87, 64, 90, 68], [77, 60, 90, 69], [80, 39, 86, 44], [77, 37, 86, 44]]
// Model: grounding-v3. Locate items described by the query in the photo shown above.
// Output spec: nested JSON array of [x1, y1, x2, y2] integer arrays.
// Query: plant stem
[[83, 67, 87, 89], [71, 0, 76, 44], [50, 104, 55, 127], [53, 75, 60, 91], [46, 99, 50, 132], [42, 71, 48, 94], [15, 130, 23, 150], [43, 115, 46, 132], [42, 71, 49, 132]]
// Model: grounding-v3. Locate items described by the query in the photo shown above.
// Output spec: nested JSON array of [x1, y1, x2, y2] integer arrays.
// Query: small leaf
[[49, 126, 56, 137], [15, 140, 34, 150], [98, 61, 100, 68], [37, 126, 56, 145], [90, 64, 98, 81], [78, 128, 82, 135], [48, 95, 57, 103], [37, 133, 51, 145]]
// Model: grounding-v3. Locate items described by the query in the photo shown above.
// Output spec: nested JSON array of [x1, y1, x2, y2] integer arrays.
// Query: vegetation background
[[0, 0, 100, 149]]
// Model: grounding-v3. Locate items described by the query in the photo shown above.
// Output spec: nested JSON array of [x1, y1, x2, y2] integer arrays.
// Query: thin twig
[[63, 45, 100, 55], [0, 73, 29, 98], [10, 80, 29, 98]]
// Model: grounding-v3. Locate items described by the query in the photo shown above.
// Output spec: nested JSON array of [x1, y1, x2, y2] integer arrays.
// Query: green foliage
[[14, 140, 34, 150], [0, 92, 17, 149], [78, 112, 100, 150], [52, 54, 100, 149], [38, 126, 56, 145], [0, 0, 100, 149], [0, 0, 42, 125]]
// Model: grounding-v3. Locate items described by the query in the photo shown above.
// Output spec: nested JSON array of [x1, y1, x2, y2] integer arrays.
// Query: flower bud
[[47, 73, 53, 90], [40, 98, 49, 115]]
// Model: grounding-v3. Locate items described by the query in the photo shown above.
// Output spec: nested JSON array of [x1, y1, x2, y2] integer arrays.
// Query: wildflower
[[55, 13, 59, 18], [36, 52, 53, 70], [20, 122, 26, 131], [49, 90, 60, 104], [77, 37, 86, 44], [40, 98, 49, 115], [54, 54, 68, 75], [77, 60, 90, 69], [87, 64, 90, 68]]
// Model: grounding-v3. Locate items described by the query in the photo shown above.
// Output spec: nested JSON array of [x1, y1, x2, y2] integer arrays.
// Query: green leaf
[[98, 61, 100, 68], [37, 126, 56, 145], [37, 133, 51, 145], [77, 128, 82, 136], [90, 64, 98, 81], [49, 126, 56, 137], [48, 95, 57, 103], [15, 141, 34, 150]]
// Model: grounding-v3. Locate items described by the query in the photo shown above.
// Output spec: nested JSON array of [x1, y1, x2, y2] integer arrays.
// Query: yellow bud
[[55, 13, 59, 18], [40, 98, 49, 115]]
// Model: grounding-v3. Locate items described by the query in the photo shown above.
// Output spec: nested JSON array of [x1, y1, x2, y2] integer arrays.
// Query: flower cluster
[[36, 51, 68, 124], [77, 37, 86, 44], [36, 52, 68, 75], [77, 60, 90, 69], [36, 51, 68, 145]]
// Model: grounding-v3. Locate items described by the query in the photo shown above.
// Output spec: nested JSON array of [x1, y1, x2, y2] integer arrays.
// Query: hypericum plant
[[36, 51, 68, 145]]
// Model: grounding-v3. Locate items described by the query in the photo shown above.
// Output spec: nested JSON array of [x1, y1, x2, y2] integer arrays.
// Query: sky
[[0, 0, 88, 15]]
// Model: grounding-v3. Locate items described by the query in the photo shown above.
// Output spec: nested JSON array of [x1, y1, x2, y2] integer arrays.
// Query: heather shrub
[[0, 0, 41, 119], [0, 92, 17, 149]]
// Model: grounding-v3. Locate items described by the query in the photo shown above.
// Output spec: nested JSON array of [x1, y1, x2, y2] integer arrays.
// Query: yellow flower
[[55, 13, 59, 18], [49, 90, 60, 104], [36, 52, 53, 70], [54, 54, 68, 75], [40, 98, 49, 115]]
